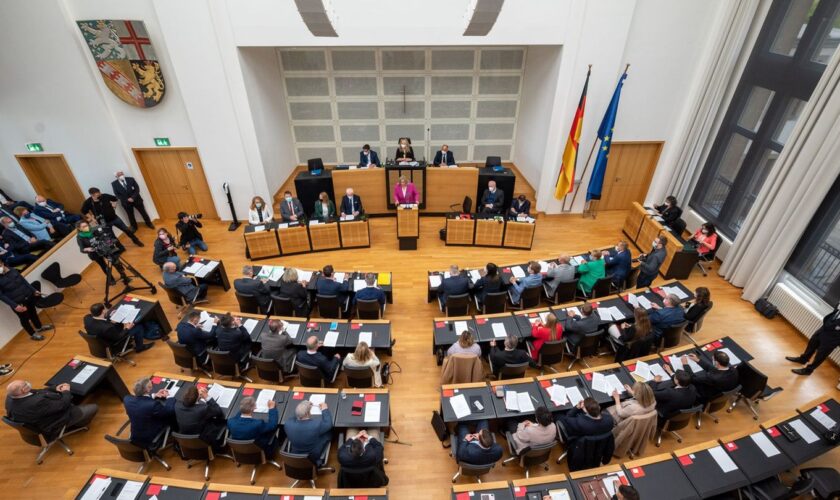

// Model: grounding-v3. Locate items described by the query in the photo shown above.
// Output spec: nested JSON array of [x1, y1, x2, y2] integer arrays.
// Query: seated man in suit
[[359, 144, 381, 167], [1, 216, 53, 253], [0, 235, 38, 268], [176, 310, 217, 365], [339, 188, 364, 218], [279, 190, 305, 223], [603, 241, 632, 288], [33, 195, 81, 226], [455, 419, 502, 465], [5, 379, 98, 440], [479, 180, 505, 214], [0, 188, 32, 211], [162, 261, 208, 304], [433, 144, 455, 167], [175, 385, 226, 450], [563, 303, 600, 348], [353, 272, 386, 313], [338, 429, 388, 485], [124, 377, 176, 449], [297, 335, 341, 381], [636, 237, 667, 288], [316, 265, 349, 311], [558, 397, 614, 441], [489, 335, 534, 376], [682, 351, 738, 404], [15, 206, 69, 240], [284, 400, 333, 465], [508, 261, 543, 304], [438, 264, 470, 311], [508, 195, 530, 220], [648, 369, 697, 425], [544, 256, 575, 298], [84, 303, 154, 353], [228, 396, 279, 455], [234, 265, 272, 313], [214, 313, 252, 367], [648, 294, 685, 339]]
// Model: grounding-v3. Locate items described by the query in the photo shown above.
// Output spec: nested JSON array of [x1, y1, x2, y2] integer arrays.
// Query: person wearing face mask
[[279, 190, 305, 223], [394, 138, 415, 162], [654, 195, 682, 228], [32, 195, 81, 226], [153, 228, 182, 268], [248, 196, 273, 225], [690, 222, 718, 257], [479, 179, 505, 214], [76, 220, 128, 285], [602, 241, 632, 288], [111, 170, 154, 232], [635, 237, 667, 288], [0, 262, 52, 340], [340, 187, 364, 218], [0, 233, 38, 268], [433, 144, 455, 167], [359, 144, 381, 167], [508, 194, 530, 220], [81, 187, 144, 247], [1, 216, 53, 254], [14, 206, 69, 240], [313, 191, 336, 221]]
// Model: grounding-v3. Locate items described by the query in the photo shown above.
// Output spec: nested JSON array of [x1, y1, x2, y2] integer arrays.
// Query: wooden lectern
[[396, 205, 419, 250]]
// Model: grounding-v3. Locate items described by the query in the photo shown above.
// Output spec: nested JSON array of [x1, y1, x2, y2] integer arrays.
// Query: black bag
[[381, 362, 390, 384], [823, 423, 840, 445], [439, 228, 447, 240], [754, 298, 778, 319], [430, 410, 450, 447]]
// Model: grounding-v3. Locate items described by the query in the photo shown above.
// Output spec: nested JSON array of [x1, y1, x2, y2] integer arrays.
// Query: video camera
[[177, 212, 203, 220], [89, 226, 123, 259]]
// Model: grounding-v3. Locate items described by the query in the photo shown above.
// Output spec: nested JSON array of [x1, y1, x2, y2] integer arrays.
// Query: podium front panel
[[623, 202, 647, 244], [340, 220, 371, 248], [309, 222, 341, 251], [244, 229, 280, 259], [503, 221, 535, 249], [445, 218, 475, 245], [637, 216, 661, 252], [396, 206, 419, 238], [474, 218, 504, 246], [277, 225, 311, 254]]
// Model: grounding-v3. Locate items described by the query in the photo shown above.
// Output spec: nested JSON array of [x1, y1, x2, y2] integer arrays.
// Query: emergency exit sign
[[153, 137, 171, 147], [25, 143, 43, 152]]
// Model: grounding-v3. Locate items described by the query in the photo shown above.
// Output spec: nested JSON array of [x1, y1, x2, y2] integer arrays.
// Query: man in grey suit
[[233, 265, 272, 313], [279, 190, 305, 223], [163, 262, 208, 303], [636, 237, 667, 288], [544, 255, 575, 297], [563, 303, 600, 348]]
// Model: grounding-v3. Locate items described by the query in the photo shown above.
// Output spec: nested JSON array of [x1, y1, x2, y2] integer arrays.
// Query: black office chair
[[493, 361, 530, 381], [105, 423, 171, 473], [41, 262, 82, 302], [622, 267, 641, 292], [166, 340, 211, 377], [444, 294, 470, 317], [484, 156, 502, 168], [227, 437, 283, 485], [235, 292, 261, 315], [656, 321, 687, 353], [544, 279, 579, 305], [560, 430, 615, 471], [684, 302, 714, 343], [251, 354, 285, 384], [565, 331, 602, 370], [270, 294, 296, 317], [696, 236, 722, 276], [696, 385, 741, 429], [671, 218, 687, 235], [477, 291, 507, 314], [171, 432, 231, 480], [344, 365, 375, 388], [450, 431, 498, 483], [656, 405, 702, 446], [576, 277, 612, 301], [207, 348, 253, 383], [159, 280, 199, 319], [509, 285, 541, 310], [316, 294, 344, 319], [2, 416, 88, 464], [610, 336, 653, 364], [78, 329, 136, 366], [296, 360, 339, 387], [729, 361, 768, 420], [307, 158, 325, 172], [798, 467, 840, 499], [462, 196, 472, 214], [502, 436, 555, 478], [279, 439, 334, 487], [30, 280, 64, 310], [355, 298, 383, 319], [526, 339, 566, 374]]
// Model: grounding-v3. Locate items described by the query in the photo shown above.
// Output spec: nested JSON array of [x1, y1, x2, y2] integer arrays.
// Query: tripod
[[103, 254, 156, 307]]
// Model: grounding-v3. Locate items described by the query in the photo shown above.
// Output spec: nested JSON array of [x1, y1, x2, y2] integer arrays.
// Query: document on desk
[[708, 445, 739, 473], [297, 269, 313, 282], [358, 331, 373, 346], [603, 472, 627, 497], [257, 266, 273, 279], [454, 321, 469, 334], [789, 418, 820, 444], [685, 356, 703, 373], [637, 295, 653, 309], [605, 374, 625, 394], [195, 261, 218, 278], [626, 293, 639, 308], [323, 331, 339, 347], [566, 307, 582, 318], [182, 261, 203, 274], [491, 322, 507, 338], [609, 306, 626, 321], [469, 270, 482, 283], [591, 372, 608, 394], [200, 311, 215, 332], [538, 261, 550, 271], [449, 393, 471, 419], [428, 275, 442, 288], [242, 319, 259, 335], [504, 391, 519, 411], [548, 489, 571, 500], [668, 355, 684, 372], [71, 364, 99, 385], [269, 266, 285, 282], [443, 271, 451, 279], [286, 323, 300, 339], [749, 431, 781, 457], [566, 386, 584, 407], [650, 363, 669, 379], [364, 401, 382, 423], [309, 394, 326, 414], [115, 480, 144, 500], [633, 360, 652, 381], [511, 266, 526, 278], [719, 347, 742, 366], [81, 476, 111, 500], [252, 225, 265, 232], [278, 223, 289, 229], [547, 384, 568, 406], [255, 389, 276, 413], [208, 384, 237, 408], [809, 407, 838, 430], [653, 216, 664, 222], [662, 285, 689, 300], [571, 255, 586, 266], [597, 308, 614, 322], [334, 272, 346, 282], [517, 392, 535, 413], [353, 279, 367, 291]]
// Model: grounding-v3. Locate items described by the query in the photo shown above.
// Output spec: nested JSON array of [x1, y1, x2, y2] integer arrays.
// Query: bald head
[[162, 262, 177, 273], [346, 188, 354, 197], [306, 335, 319, 351], [35, 195, 47, 204], [6, 380, 31, 398], [114, 170, 125, 178]]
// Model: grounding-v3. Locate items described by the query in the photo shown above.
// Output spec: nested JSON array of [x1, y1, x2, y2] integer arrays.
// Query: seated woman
[[343, 341, 382, 387], [609, 307, 653, 362], [577, 249, 606, 295], [606, 381, 656, 425], [691, 222, 718, 257], [446, 330, 481, 357], [279, 267, 310, 316], [152, 228, 181, 269], [393, 176, 418, 205], [248, 196, 273, 225], [313, 191, 336, 221], [394, 137, 415, 162], [654, 195, 682, 227], [530, 313, 563, 361], [685, 287, 712, 326], [473, 263, 504, 308]]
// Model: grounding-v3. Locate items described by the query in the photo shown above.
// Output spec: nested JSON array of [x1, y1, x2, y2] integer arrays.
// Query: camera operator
[[81, 187, 144, 247], [153, 228, 181, 269], [76, 220, 128, 286], [175, 212, 207, 256]]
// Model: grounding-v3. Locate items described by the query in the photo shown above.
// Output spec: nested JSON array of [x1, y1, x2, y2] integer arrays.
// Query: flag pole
[[559, 64, 592, 213]]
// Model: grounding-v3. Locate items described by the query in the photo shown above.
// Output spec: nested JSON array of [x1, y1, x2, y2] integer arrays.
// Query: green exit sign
[[25, 143, 43, 152], [153, 137, 171, 147]]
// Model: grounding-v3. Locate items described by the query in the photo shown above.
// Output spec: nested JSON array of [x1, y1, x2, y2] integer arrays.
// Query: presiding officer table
[[622, 202, 700, 279]]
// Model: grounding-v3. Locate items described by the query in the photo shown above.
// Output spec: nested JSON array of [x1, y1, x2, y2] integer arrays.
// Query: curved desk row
[[243, 220, 370, 260]]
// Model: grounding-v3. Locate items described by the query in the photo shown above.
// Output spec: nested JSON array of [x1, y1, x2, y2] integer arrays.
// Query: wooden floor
[[1, 211, 838, 499]]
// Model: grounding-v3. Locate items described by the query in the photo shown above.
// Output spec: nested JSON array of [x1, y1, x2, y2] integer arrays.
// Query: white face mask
[[489, 187, 496, 192], [37, 201, 47, 207], [284, 196, 292, 202], [255, 203, 262, 208], [118, 175, 126, 182]]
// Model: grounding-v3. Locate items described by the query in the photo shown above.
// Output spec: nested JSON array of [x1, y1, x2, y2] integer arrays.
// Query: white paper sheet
[[334, 272, 346, 282], [789, 418, 820, 444], [309, 394, 326, 415], [810, 407, 838, 430], [653, 216, 664, 222], [443, 271, 451, 279], [469, 270, 482, 283], [591, 372, 608, 394], [81, 477, 111, 500], [517, 392, 535, 413], [505, 391, 520, 411], [637, 295, 653, 309], [309, 220, 320, 226], [719, 347, 742, 366], [686, 357, 704, 373], [324, 331, 339, 347], [511, 267, 526, 278], [454, 321, 469, 333], [256, 266, 272, 279], [208, 384, 237, 408], [603, 473, 626, 497], [566, 386, 584, 406], [749, 431, 781, 457], [255, 389, 276, 413], [71, 365, 99, 385], [491, 323, 507, 338], [609, 306, 625, 321], [708, 445, 739, 473], [566, 307, 582, 318], [195, 261, 218, 278], [668, 355, 684, 372], [449, 393, 471, 419], [663, 285, 689, 300], [571, 255, 586, 266], [626, 294, 639, 308], [182, 262, 203, 274], [356, 332, 372, 346], [112, 304, 140, 324], [243, 319, 259, 334], [605, 374, 625, 394], [538, 261, 550, 272], [428, 275, 442, 287], [269, 267, 285, 282], [342, 214, 355, 221], [353, 279, 367, 291], [633, 361, 652, 381], [200, 311, 215, 332], [297, 270, 313, 282], [286, 323, 300, 339], [650, 363, 669, 379], [115, 480, 144, 500], [252, 225, 265, 232], [278, 223, 289, 229], [549, 490, 571, 500], [597, 308, 613, 322], [547, 384, 568, 406], [166, 382, 181, 399], [364, 401, 382, 423]]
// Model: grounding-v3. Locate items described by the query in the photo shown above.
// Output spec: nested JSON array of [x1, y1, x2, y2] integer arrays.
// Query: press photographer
[[153, 228, 181, 269], [175, 212, 207, 256], [76, 220, 128, 286]]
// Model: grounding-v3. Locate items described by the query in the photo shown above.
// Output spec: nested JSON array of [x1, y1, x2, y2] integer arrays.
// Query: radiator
[[768, 283, 840, 366]]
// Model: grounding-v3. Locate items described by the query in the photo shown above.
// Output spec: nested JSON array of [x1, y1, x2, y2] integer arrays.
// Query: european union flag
[[586, 71, 628, 201]]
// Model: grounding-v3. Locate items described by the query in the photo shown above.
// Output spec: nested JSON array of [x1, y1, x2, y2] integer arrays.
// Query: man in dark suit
[[648, 369, 697, 424], [5, 380, 98, 440], [279, 190, 306, 222], [284, 400, 333, 465], [0, 188, 32, 211], [81, 187, 144, 246], [675, 351, 738, 403], [316, 265, 349, 311], [636, 237, 666, 288], [455, 419, 502, 465], [433, 144, 455, 167], [648, 294, 686, 339], [84, 302, 153, 353], [603, 241, 632, 288], [214, 313, 252, 367], [123, 377, 176, 448], [176, 311, 216, 364], [438, 264, 470, 311], [508, 195, 530, 219], [228, 396, 279, 455], [33, 195, 81, 225], [359, 144, 381, 167], [0, 262, 51, 340], [297, 335, 341, 381], [1, 216, 53, 253], [563, 303, 600, 348], [175, 385, 226, 450], [162, 262, 208, 303], [787, 304, 840, 375], [353, 273, 386, 313], [488, 336, 535, 376], [558, 397, 614, 439], [111, 171, 153, 231], [479, 180, 504, 214], [339, 188, 364, 218], [234, 265, 272, 313], [0, 236, 38, 268], [338, 429, 386, 469]]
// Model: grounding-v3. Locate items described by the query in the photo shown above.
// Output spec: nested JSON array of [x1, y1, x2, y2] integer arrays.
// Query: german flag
[[554, 67, 590, 199]]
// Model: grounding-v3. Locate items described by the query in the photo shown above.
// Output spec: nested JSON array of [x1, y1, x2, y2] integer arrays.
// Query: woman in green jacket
[[577, 249, 606, 295], [313, 191, 336, 221]]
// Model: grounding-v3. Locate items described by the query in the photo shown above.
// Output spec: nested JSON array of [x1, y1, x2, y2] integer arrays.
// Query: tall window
[[690, 0, 840, 238], [786, 175, 840, 304]]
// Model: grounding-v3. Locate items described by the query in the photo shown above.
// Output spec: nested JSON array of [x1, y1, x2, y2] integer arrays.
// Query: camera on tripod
[[183, 213, 203, 220], [90, 226, 123, 259]]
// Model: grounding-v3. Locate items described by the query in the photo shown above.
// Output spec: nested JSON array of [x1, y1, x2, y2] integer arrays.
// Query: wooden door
[[597, 141, 663, 211], [132, 148, 218, 219], [15, 154, 85, 212]]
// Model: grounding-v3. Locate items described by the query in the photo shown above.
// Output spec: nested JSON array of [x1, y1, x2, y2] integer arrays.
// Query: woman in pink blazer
[[393, 175, 419, 204]]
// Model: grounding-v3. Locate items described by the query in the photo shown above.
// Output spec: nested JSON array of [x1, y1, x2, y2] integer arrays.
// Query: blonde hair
[[458, 330, 475, 348], [353, 341, 372, 363], [250, 196, 266, 210], [589, 249, 602, 260], [544, 313, 559, 341], [282, 267, 298, 283], [633, 382, 655, 409], [399, 175, 408, 185]]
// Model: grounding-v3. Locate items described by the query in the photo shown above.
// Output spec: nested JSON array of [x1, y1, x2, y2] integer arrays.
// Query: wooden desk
[[332, 168, 388, 215], [446, 217, 474, 245], [638, 214, 661, 251], [339, 219, 370, 248], [503, 221, 535, 249], [426, 167, 478, 213], [244, 227, 280, 260], [474, 218, 504, 246], [277, 225, 311, 255], [396, 205, 419, 240], [660, 227, 683, 278], [309, 222, 341, 251], [623, 202, 648, 243]]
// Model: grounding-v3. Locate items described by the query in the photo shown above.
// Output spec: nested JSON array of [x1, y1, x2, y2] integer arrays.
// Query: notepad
[[286, 323, 300, 339], [810, 407, 838, 430], [566, 386, 584, 406], [454, 321, 469, 334], [633, 360, 652, 381], [208, 384, 237, 408], [511, 267, 526, 278], [428, 275, 442, 287], [81, 477, 111, 500], [115, 480, 144, 500], [71, 365, 99, 385], [358, 331, 373, 346], [243, 319, 259, 334], [364, 401, 382, 423], [449, 393, 471, 419], [255, 390, 276, 413], [309, 394, 327, 414], [324, 331, 339, 347], [491, 323, 507, 338], [182, 262, 203, 274], [789, 418, 820, 444], [469, 270, 481, 282], [378, 273, 391, 285], [708, 445, 738, 473], [637, 295, 653, 309], [547, 384, 568, 406], [749, 431, 780, 457], [591, 372, 608, 394], [195, 261, 218, 278]]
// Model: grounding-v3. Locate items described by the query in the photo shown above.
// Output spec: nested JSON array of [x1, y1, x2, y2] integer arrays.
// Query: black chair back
[[482, 291, 507, 314], [591, 277, 613, 299], [160, 282, 186, 307], [539, 340, 566, 368], [296, 361, 325, 387], [207, 349, 238, 378], [520, 285, 542, 309], [706, 385, 742, 415], [105, 434, 148, 464], [686, 302, 714, 333], [235, 292, 261, 315], [252, 354, 283, 383], [521, 441, 556, 468], [499, 361, 529, 380], [554, 280, 579, 304], [41, 262, 81, 288], [567, 431, 614, 471], [623, 268, 640, 291], [2, 417, 44, 447], [171, 432, 210, 461], [445, 293, 470, 317], [485, 156, 502, 168], [462, 196, 472, 214], [279, 449, 317, 481], [672, 218, 687, 235], [344, 365, 374, 388], [227, 438, 265, 466], [663, 405, 703, 432], [270, 295, 295, 317], [736, 362, 768, 401], [659, 321, 687, 351], [338, 464, 387, 488], [316, 294, 341, 319], [579, 331, 602, 358], [307, 158, 325, 172], [78, 330, 110, 359], [355, 299, 382, 319], [166, 340, 199, 372]]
